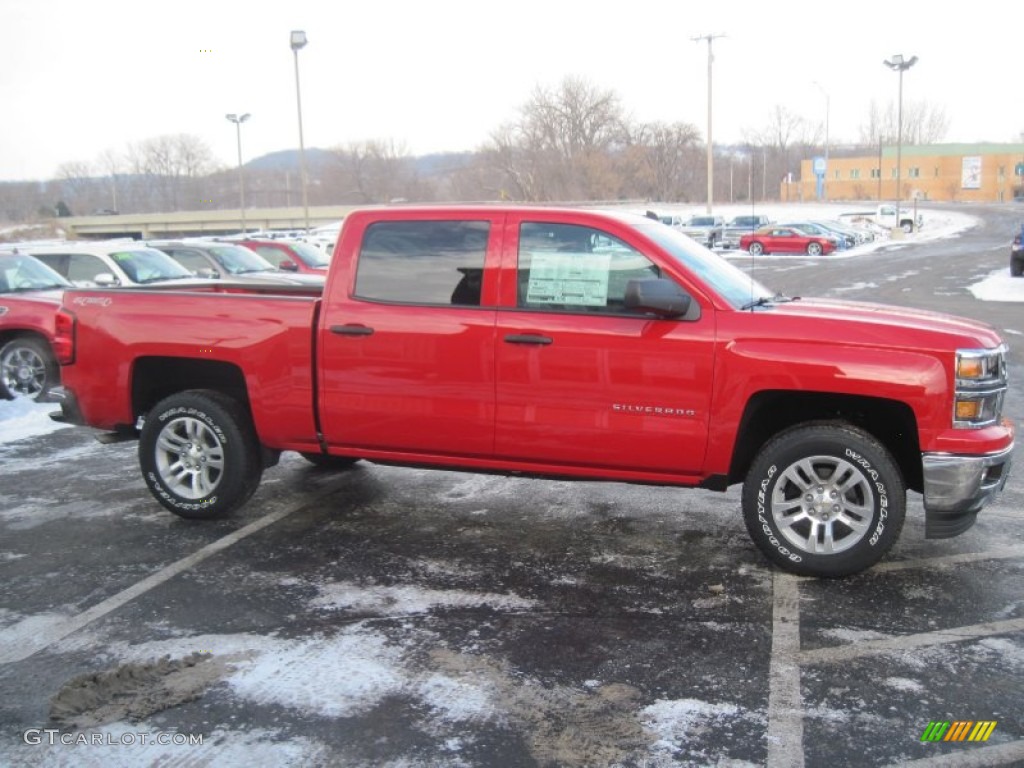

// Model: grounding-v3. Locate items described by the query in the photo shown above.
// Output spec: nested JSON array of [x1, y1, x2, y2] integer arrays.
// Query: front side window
[[355, 220, 489, 306], [517, 223, 660, 314]]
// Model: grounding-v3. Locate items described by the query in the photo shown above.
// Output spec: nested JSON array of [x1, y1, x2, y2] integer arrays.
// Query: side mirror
[[624, 278, 693, 319], [279, 260, 299, 272], [93, 273, 120, 287], [195, 268, 220, 279]]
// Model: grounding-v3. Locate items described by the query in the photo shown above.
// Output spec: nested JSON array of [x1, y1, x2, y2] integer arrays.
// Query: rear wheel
[[0, 336, 58, 401], [748, 242, 764, 256], [139, 390, 262, 519], [806, 241, 823, 256], [742, 422, 906, 577]]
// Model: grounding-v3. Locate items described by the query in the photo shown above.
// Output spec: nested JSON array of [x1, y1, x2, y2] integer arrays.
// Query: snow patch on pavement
[[309, 580, 537, 616], [0, 398, 71, 443]]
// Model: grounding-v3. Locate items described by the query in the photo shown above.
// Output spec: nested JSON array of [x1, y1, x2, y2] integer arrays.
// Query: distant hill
[[244, 149, 475, 177]]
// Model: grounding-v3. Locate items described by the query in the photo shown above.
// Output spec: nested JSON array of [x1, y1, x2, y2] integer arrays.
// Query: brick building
[[793, 143, 1024, 203]]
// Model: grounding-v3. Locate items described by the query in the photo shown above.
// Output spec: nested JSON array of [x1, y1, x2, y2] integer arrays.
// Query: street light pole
[[291, 30, 310, 233], [225, 113, 250, 233], [883, 54, 918, 217], [693, 33, 724, 214], [813, 81, 830, 200]]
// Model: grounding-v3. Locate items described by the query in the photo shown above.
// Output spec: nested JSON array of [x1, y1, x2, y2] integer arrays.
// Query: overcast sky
[[2, 0, 1021, 182]]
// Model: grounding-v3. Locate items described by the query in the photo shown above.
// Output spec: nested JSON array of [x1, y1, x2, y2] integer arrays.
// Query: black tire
[[806, 241, 823, 256], [138, 390, 262, 519], [0, 336, 59, 401], [741, 422, 906, 577], [300, 452, 360, 470], [1011, 256, 1023, 277], [748, 242, 764, 256]]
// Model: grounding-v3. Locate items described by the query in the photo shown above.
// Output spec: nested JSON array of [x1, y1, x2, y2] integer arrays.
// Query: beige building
[[793, 143, 1024, 203]]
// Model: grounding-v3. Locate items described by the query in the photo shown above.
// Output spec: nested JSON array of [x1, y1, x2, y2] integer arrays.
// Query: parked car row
[[737, 218, 877, 257], [0, 236, 330, 401]]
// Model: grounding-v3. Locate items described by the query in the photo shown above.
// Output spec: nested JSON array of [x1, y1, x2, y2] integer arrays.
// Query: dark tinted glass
[[355, 221, 489, 306]]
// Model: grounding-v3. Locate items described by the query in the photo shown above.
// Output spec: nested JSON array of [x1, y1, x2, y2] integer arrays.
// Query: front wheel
[[741, 422, 906, 577], [748, 242, 764, 256], [139, 390, 263, 519], [0, 337, 58, 401]]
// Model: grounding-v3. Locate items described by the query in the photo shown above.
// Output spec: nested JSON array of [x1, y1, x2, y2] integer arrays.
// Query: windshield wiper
[[741, 293, 800, 311]]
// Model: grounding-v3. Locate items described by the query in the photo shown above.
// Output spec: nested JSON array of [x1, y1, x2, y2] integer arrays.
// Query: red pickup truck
[[52, 206, 1014, 577]]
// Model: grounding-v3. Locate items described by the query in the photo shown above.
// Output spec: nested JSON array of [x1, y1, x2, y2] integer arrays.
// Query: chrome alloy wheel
[[1, 344, 46, 398], [771, 455, 874, 555], [154, 415, 225, 499]]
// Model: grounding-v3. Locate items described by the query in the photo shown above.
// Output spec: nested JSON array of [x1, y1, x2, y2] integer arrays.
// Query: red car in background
[[236, 239, 331, 275], [739, 226, 837, 256], [0, 251, 71, 400]]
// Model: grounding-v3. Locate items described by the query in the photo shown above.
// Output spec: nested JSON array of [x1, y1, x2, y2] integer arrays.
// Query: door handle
[[504, 333, 553, 345], [330, 324, 375, 336]]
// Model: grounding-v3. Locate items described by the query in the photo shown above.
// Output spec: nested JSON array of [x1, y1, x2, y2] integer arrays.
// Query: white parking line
[[872, 545, 1024, 574], [766, 571, 805, 768], [798, 617, 1024, 666], [764, 544, 1023, 767], [0, 483, 344, 666]]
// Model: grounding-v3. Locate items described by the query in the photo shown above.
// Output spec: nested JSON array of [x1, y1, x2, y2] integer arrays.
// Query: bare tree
[[858, 99, 949, 146], [624, 121, 702, 201], [126, 134, 216, 210], [95, 148, 123, 212], [483, 76, 628, 201], [324, 139, 422, 204]]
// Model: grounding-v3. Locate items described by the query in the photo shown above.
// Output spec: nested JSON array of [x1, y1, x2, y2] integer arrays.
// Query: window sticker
[[525, 251, 611, 306]]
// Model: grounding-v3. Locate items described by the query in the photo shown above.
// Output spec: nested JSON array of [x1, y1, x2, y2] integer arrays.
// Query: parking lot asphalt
[[2, 206, 1023, 767], [2, 420, 1022, 766]]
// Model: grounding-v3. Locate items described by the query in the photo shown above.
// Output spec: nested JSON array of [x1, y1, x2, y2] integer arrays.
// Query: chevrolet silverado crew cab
[[52, 206, 1014, 577]]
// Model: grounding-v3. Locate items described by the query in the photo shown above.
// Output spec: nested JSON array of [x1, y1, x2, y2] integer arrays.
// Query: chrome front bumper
[[921, 445, 1014, 538]]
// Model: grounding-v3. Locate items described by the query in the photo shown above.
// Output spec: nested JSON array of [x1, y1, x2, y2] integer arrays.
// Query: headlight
[[953, 346, 1008, 428]]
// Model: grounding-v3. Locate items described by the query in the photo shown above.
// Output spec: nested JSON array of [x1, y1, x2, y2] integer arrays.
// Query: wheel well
[[0, 329, 51, 350], [131, 357, 249, 423], [729, 391, 923, 493]]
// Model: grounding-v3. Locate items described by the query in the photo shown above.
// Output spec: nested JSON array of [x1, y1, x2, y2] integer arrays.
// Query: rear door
[[493, 215, 716, 475], [318, 213, 502, 458]]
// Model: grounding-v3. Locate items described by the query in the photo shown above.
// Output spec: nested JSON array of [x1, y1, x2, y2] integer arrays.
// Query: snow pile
[[0, 398, 70, 443]]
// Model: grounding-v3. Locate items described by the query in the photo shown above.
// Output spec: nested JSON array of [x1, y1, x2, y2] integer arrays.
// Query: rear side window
[[355, 221, 489, 306]]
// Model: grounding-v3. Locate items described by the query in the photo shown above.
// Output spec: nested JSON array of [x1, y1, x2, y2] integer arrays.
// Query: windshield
[[0, 253, 71, 292], [208, 245, 278, 275], [626, 216, 774, 309], [286, 241, 330, 268], [110, 249, 194, 283]]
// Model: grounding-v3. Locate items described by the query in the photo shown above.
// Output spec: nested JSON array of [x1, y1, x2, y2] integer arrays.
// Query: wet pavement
[[1, 412, 1021, 767]]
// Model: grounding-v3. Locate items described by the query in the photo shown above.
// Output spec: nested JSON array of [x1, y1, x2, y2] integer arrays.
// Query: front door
[[494, 217, 716, 476]]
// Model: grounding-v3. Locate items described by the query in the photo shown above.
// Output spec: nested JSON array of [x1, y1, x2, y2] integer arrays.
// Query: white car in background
[[26, 242, 205, 288]]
